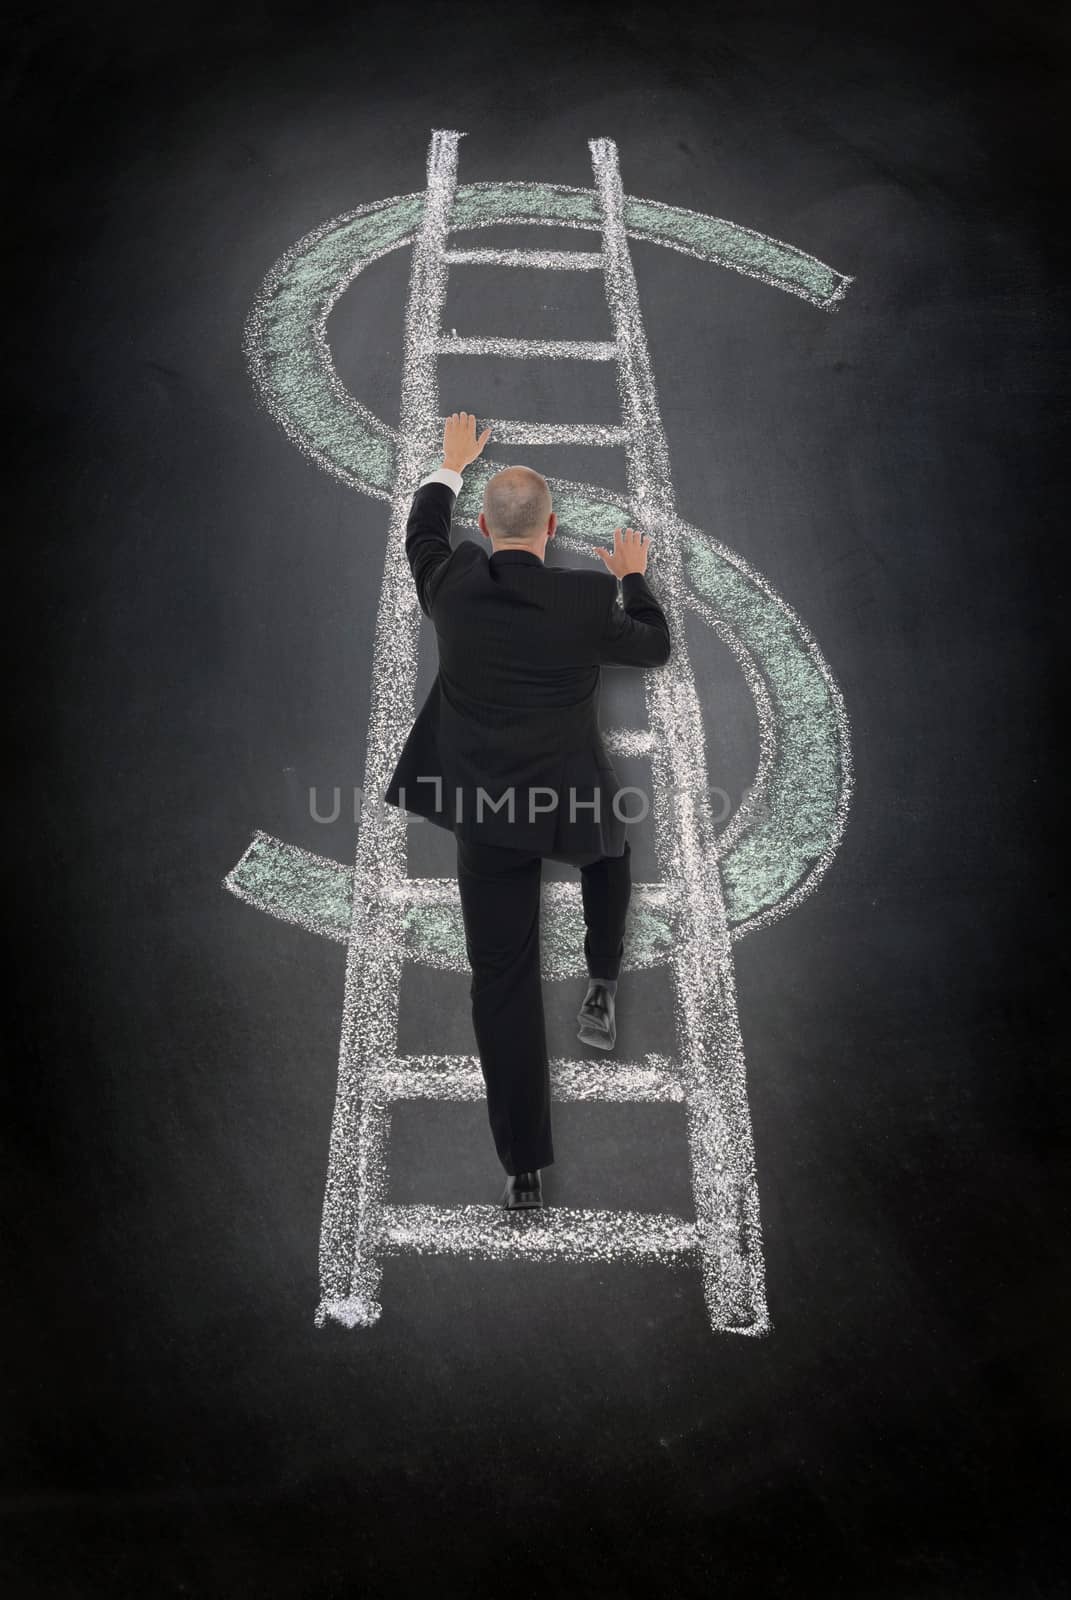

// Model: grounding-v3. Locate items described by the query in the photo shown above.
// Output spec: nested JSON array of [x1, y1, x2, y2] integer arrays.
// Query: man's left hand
[[442, 411, 492, 473]]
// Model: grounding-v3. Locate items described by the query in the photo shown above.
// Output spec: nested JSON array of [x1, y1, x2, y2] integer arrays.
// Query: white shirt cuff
[[419, 466, 464, 494]]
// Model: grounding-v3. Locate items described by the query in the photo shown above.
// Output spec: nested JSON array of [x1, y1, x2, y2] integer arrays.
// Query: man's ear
[[478, 511, 490, 540], [547, 512, 558, 540]]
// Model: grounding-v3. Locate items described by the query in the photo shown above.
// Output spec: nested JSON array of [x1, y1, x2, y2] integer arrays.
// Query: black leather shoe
[[577, 979, 616, 1050], [501, 1169, 543, 1209]]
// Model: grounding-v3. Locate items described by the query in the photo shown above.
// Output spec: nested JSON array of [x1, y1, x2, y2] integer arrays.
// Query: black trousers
[[455, 836, 633, 1177]]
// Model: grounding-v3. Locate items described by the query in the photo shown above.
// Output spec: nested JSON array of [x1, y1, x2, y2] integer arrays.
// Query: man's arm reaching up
[[594, 526, 672, 668], [405, 474, 462, 618], [404, 411, 492, 617]]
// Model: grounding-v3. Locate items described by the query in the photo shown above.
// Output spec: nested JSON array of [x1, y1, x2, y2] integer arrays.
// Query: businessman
[[384, 413, 672, 1210]]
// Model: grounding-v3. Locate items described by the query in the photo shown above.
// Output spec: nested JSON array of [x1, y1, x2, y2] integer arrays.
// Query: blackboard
[[7, 1, 1065, 1594]]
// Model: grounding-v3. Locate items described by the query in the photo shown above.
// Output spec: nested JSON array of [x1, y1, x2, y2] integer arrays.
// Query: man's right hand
[[592, 526, 651, 578]]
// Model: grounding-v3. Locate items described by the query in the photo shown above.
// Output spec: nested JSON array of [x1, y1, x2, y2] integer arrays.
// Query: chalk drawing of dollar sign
[[224, 129, 854, 1337]]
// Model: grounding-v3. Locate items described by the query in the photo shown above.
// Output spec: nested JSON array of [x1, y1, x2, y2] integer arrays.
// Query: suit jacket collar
[[488, 548, 544, 567]]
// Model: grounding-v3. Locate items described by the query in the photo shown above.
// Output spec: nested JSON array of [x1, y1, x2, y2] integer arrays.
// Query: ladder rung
[[604, 727, 657, 756], [436, 335, 618, 360], [444, 248, 603, 270], [381, 1203, 698, 1262], [445, 418, 628, 447], [383, 1053, 682, 1102], [381, 878, 678, 909]]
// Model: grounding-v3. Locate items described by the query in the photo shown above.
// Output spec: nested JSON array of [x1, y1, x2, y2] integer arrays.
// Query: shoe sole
[[502, 1193, 543, 1209], [577, 1020, 616, 1050]]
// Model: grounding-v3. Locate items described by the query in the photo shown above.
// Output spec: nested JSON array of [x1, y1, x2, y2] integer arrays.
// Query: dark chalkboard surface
[[7, 0, 1066, 1593]]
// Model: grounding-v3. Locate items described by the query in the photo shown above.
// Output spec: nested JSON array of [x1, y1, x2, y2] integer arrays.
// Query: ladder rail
[[589, 136, 768, 1331]]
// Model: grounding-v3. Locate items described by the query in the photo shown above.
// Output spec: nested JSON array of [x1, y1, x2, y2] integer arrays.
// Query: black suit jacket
[[383, 480, 672, 858]]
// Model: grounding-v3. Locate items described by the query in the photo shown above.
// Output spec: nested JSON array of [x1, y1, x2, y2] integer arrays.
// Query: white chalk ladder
[[269, 129, 769, 1336]]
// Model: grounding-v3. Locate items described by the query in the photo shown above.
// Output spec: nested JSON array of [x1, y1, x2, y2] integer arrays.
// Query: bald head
[[482, 466, 553, 543]]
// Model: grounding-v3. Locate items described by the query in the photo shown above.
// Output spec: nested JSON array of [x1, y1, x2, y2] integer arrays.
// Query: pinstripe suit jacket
[[383, 478, 672, 858]]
